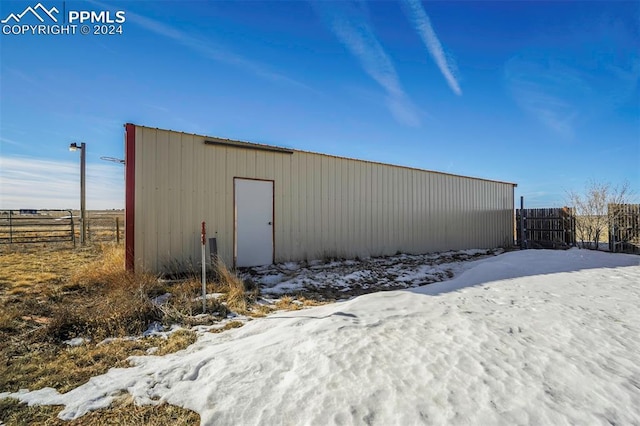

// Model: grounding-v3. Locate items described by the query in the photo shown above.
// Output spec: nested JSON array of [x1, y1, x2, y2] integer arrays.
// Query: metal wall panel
[[133, 126, 515, 273]]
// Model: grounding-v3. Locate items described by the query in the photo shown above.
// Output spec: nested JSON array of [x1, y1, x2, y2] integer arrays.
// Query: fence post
[[520, 196, 525, 250], [610, 221, 615, 253], [9, 210, 12, 244], [201, 221, 207, 314], [70, 210, 76, 248]]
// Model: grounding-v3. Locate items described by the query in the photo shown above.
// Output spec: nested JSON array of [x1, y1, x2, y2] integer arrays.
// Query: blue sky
[[0, 0, 638, 210]]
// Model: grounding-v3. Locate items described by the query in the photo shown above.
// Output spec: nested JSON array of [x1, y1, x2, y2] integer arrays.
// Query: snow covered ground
[[2, 249, 640, 425]]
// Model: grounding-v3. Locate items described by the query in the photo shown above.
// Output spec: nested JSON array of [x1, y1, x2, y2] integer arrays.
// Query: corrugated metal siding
[[133, 126, 515, 272]]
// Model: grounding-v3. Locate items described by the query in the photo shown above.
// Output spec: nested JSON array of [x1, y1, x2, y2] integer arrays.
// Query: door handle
[[268, 222, 272, 225]]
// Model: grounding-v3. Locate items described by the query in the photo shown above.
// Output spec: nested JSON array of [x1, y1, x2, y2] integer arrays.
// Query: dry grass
[[157, 255, 261, 317], [0, 243, 324, 424], [43, 245, 162, 341], [208, 320, 245, 334], [0, 397, 199, 425], [273, 295, 325, 311], [0, 332, 197, 395], [0, 244, 100, 296], [274, 295, 301, 311], [251, 303, 275, 317], [155, 329, 198, 356], [213, 257, 257, 314], [154, 279, 232, 325], [0, 243, 201, 424]]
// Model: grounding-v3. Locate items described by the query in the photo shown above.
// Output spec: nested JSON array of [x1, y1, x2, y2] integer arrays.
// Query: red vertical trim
[[233, 178, 237, 268], [125, 123, 136, 271]]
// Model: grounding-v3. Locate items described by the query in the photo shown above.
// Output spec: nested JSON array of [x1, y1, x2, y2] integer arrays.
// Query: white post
[[201, 221, 207, 314]]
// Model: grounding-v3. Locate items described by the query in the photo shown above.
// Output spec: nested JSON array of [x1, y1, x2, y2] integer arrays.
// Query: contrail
[[318, 1, 420, 126], [402, 0, 462, 96]]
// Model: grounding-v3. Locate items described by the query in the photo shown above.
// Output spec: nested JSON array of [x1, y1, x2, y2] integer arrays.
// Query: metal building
[[124, 124, 517, 272]]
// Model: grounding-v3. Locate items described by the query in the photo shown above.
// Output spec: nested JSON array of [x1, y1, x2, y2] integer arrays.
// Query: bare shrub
[[567, 180, 633, 250]]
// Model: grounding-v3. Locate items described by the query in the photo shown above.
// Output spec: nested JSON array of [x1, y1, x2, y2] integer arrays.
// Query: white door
[[235, 178, 274, 267]]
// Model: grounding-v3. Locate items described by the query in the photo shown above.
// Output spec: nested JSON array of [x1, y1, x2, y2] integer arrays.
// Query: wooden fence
[[516, 207, 576, 249], [609, 203, 640, 253]]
